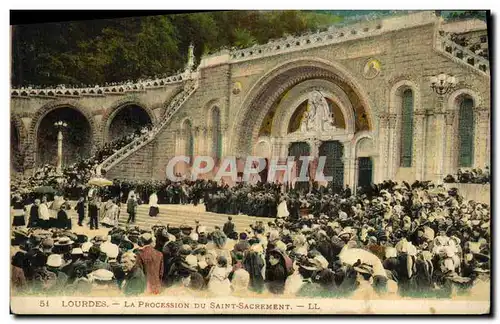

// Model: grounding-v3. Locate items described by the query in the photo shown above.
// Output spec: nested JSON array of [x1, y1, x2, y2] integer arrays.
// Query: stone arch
[[388, 79, 420, 169], [28, 100, 98, 146], [27, 100, 98, 167], [11, 113, 28, 150], [254, 137, 272, 158], [204, 98, 224, 128], [448, 88, 481, 169], [229, 57, 375, 156], [448, 87, 482, 110], [352, 132, 376, 158], [102, 99, 157, 142], [270, 79, 355, 137], [388, 79, 421, 114]]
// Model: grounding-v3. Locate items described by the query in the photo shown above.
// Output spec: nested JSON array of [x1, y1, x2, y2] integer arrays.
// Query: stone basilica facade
[[11, 11, 490, 189]]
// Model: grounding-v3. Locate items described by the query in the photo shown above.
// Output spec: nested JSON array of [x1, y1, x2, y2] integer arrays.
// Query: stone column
[[377, 112, 390, 182], [414, 109, 427, 180], [443, 110, 456, 176], [56, 130, 63, 173], [342, 140, 355, 188], [387, 113, 398, 179], [473, 107, 490, 168], [434, 96, 446, 184]]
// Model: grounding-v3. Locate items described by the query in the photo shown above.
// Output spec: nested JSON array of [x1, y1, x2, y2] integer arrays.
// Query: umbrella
[[34, 186, 57, 194], [87, 177, 114, 187]]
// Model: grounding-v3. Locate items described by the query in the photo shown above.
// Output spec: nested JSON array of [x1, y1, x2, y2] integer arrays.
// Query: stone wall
[[444, 183, 490, 204], [105, 141, 155, 180]]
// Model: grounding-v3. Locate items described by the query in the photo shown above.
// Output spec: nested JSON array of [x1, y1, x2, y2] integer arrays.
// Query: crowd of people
[[11, 178, 490, 299], [443, 167, 490, 184]]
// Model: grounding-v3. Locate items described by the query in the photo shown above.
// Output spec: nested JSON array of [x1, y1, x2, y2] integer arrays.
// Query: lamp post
[[54, 120, 68, 174], [429, 73, 457, 183], [430, 72, 457, 97]]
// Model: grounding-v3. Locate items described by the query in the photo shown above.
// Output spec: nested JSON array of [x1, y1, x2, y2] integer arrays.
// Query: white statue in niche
[[299, 90, 336, 133]]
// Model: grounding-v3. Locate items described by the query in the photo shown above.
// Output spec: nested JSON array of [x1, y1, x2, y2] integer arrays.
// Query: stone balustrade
[[436, 35, 490, 74], [228, 11, 438, 63], [96, 78, 199, 175], [229, 21, 385, 62], [10, 73, 186, 98]]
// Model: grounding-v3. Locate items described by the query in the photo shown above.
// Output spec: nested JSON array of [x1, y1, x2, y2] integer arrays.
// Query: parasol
[[87, 177, 114, 187]]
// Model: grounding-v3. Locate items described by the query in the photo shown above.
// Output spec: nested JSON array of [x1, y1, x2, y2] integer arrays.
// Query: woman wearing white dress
[[38, 196, 51, 229], [101, 199, 119, 228], [148, 192, 159, 217]]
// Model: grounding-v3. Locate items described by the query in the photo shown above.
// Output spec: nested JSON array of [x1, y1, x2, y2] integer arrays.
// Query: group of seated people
[[11, 179, 490, 299], [443, 167, 490, 184]]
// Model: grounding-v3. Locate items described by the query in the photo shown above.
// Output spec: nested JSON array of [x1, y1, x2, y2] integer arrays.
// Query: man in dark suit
[[223, 216, 235, 237], [136, 233, 164, 294], [75, 196, 86, 226], [88, 197, 100, 230]]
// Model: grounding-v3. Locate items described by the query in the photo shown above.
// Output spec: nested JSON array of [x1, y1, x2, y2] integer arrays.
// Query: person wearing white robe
[[277, 197, 289, 219], [101, 199, 119, 228]]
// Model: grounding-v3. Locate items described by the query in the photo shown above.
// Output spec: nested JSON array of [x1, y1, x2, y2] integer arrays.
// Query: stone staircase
[[96, 76, 199, 176], [116, 204, 270, 232]]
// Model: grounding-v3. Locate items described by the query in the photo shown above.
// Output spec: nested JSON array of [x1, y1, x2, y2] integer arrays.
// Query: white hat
[[185, 254, 198, 268], [197, 226, 207, 234], [275, 241, 287, 253], [71, 248, 83, 255], [46, 254, 63, 267], [81, 242, 93, 253], [89, 269, 114, 282], [101, 243, 119, 259], [385, 247, 397, 259], [190, 233, 199, 241]]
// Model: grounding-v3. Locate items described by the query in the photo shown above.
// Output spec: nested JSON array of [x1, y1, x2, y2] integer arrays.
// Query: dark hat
[[119, 240, 134, 251], [167, 227, 181, 235], [76, 234, 88, 244], [228, 216, 233, 221]]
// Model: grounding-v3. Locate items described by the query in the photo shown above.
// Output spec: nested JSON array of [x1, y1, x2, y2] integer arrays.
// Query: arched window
[[400, 89, 414, 167], [182, 119, 194, 162], [458, 97, 474, 167], [211, 107, 222, 161]]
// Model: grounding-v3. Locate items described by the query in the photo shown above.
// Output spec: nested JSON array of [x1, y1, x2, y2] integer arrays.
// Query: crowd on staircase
[[443, 167, 490, 184]]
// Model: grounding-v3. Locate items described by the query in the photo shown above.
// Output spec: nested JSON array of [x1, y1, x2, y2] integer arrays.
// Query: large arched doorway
[[107, 105, 153, 142], [36, 107, 92, 166]]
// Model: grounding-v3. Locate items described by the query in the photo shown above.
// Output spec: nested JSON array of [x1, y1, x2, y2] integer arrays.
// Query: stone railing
[[10, 73, 186, 98], [435, 35, 490, 75], [95, 75, 199, 176], [229, 22, 385, 62], [228, 11, 438, 63]]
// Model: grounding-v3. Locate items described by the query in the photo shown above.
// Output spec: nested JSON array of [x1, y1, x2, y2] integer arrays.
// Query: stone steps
[[115, 204, 271, 232]]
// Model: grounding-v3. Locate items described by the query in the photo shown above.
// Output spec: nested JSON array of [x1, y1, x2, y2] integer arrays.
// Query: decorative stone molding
[[445, 110, 456, 125], [435, 35, 490, 75], [270, 79, 356, 137], [388, 113, 398, 129], [232, 82, 242, 95], [378, 112, 390, 128], [230, 58, 375, 154]]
